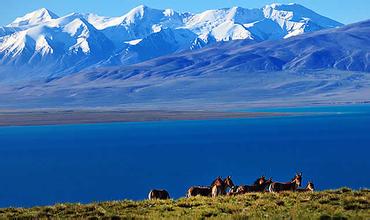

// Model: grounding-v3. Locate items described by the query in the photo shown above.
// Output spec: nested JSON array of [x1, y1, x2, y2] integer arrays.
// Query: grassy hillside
[[0, 188, 368, 219]]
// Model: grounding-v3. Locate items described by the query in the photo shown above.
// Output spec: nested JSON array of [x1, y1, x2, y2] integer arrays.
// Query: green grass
[[0, 188, 369, 219]]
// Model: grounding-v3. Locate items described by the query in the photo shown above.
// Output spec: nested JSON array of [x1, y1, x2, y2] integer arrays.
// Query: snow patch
[[125, 39, 142, 45], [35, 35, 53, 55]]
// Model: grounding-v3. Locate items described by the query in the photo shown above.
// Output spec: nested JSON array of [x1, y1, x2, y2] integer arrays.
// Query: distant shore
[[0, 110, 294, 127]]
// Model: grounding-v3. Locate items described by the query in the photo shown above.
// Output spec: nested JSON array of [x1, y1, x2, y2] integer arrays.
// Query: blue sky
[[0, 0, 369, 26]]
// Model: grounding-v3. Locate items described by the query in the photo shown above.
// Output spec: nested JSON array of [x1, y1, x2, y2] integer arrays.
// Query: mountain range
[[0, 3, 369, 109], [0, 3, 343, 78]]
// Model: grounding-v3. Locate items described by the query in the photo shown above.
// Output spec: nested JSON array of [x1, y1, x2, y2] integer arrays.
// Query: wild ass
[[187, 176, 222, 197], [228, 177, 273, 195], [211, 176, 235, 197], [148, 189, 170, 200], [297, 181, 315, 192], [269, 173, 302, 193]]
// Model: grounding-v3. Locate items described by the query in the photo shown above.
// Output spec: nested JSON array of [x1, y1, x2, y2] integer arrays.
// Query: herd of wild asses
[[149, 173, 315, 200]]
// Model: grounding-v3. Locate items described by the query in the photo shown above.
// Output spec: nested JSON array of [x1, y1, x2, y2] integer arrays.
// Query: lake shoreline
[[0, 110, 296, 127], [1, 103, 369, 127]]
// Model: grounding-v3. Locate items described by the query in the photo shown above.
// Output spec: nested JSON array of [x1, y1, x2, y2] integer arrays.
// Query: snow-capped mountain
[[68, 19, 370, 81], [8, 8, 59, 28], [0, 20, 369, 109], [0, 3, 343, 77], [86, 5, 190, 49], [261, 3, 342, 38], [0, 11, 114, 76]]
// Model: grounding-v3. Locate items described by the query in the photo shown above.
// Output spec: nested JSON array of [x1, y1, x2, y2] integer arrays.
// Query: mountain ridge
[[0, 3, 343, 78], [75, 19, 369, 80], [0, 20, 368, 109]]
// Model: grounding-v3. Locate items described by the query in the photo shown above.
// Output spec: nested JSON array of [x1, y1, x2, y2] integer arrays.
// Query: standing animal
[[212, 176, 235, 197], [297, 181, 315, 192], [186, 177, 222, 198], [269, 173, 302, 193], [211, 176, 225, 197], [230, 177, 273, 195], [148, 189, 170, 200], [186, 186, 212, 197]]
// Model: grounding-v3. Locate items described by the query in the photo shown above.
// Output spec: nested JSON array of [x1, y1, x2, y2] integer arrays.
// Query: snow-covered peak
[[185, 7, 263, 34], [0, 10, 113, 64], [8, 8, 59, 28], [63, 18, 90, 37], [124, 5, 148, 23], [263, 3, 342, 27], [83, 13, 113, 30], [84, 5, 189, 47], [121, 4, 186, 25], [0, 3, 345, 75], [83, 5, 183, 31], [46, 13, 96, 32]]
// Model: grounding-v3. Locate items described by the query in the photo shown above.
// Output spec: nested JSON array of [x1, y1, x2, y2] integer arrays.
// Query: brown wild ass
[[269, 173, 302, 193], [187, 176, 222, 197], [212, 176, 235, 197], [228, 176, 263, 195], [228, 177, 273, 195], [227, 176, 265, 195], [297, 181, 315, 192], [148, 189, 170, 200]]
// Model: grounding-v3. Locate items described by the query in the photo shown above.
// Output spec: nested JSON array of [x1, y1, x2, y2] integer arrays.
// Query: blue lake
[[0, 106, 370, 207]]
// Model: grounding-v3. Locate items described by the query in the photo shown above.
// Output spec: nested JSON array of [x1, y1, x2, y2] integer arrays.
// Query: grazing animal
[[186, 177, 222, 198], [231, 177, 273, 195], [212, 176, 235, 197], [269, 173, 302, 193], [148, 189, 170, 200], [297, 181, 315, 192]]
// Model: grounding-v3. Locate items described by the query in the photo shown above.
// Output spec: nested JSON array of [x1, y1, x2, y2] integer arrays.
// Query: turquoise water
[[241, 104, 370, 114], [0, 106, 369, 207]]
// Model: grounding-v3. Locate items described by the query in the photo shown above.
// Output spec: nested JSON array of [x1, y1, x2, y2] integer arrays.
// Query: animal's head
[[211, 176, 223, 187], [293, 173, 302, 187], [224, 176, 235, 187], [307, 181, 315, 191], [259, 176, 266, 185], [254, 176, 266, 185]]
